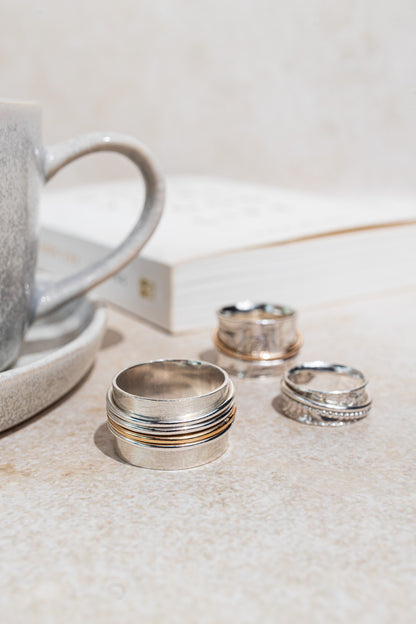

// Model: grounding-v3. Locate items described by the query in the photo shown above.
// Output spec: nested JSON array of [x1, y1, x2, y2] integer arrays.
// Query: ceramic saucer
[[0, 296, 107, 432]]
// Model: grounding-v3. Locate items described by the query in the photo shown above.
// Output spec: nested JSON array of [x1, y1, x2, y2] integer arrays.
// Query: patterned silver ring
[[280, 361, 371, 426], [284, 362, 368, 408]]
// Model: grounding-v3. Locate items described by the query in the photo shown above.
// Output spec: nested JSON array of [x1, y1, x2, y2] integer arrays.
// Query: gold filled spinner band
[[106, 359, 236, 470], [213, 302, 302, 377]]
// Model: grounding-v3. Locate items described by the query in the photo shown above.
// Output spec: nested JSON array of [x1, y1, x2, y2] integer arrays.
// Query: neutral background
[[1, 0, 415, 194]]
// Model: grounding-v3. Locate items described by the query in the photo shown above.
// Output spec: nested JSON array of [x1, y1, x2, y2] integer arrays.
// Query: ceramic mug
[[0, 99, 165, 371]]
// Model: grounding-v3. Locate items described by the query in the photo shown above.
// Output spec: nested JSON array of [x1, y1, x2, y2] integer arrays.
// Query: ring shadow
[[198, 348, 219, 365], [94, 422, 125, 464], [271, 394, 286, 417]]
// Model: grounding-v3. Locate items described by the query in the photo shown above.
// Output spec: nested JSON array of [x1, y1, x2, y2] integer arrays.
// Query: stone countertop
[[1, 288, 416, 623]]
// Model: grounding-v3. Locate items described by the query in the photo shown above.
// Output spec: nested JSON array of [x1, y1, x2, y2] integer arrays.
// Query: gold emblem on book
[[139, 278, 156, 299]]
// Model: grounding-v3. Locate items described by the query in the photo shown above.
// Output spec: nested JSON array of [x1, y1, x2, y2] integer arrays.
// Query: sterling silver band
[[214, 301, 302, 377], [284, 362, 369, 409], [107, 359, 236, 469], [280, 361, 371, 426]]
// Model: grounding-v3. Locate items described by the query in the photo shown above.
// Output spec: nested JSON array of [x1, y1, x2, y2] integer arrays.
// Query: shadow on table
[[271, 394, 286, 417], [94, 422, 126, 464], [198, 348, 218, 365], [100, 328, 123, 350]]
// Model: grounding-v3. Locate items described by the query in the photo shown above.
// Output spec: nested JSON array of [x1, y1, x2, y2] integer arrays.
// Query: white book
[[39, 176, 416, 333]]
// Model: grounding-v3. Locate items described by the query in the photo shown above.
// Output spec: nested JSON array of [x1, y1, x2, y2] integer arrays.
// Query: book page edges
[[170, 218, 416, 267], [171, 223, 416, 332]]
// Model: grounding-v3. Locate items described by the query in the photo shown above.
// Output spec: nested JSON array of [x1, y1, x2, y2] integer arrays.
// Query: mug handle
[[35, 132, 165, 317]]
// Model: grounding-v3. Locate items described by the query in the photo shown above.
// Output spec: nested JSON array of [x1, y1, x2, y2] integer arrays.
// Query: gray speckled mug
[[0, 100, 165, 371]]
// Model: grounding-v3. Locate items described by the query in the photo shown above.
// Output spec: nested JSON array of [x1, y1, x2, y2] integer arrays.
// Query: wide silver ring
[[107, 359, 236, 470], [213, 301, 302, 378], [280, 361, 371, 426]]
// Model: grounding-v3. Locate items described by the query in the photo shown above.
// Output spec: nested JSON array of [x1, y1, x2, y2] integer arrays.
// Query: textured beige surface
[[1, 288, 416, 623]]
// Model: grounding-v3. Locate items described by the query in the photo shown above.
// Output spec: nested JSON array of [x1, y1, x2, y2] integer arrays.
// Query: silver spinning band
[[280, 382, 371, 426], [107, 359, 236, 470], [284, 362, 368, 409], [214, 302, 302, 376], [280, 361, 371, 426]]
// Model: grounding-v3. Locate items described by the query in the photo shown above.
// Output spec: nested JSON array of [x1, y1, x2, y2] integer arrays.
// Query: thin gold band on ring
[[108, 406, 236, 447], [107, 359, 236, 468], [213, 329, 303, 362]]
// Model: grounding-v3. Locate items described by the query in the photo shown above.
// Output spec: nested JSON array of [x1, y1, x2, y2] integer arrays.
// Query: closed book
[[39, 176, 416, 333]]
